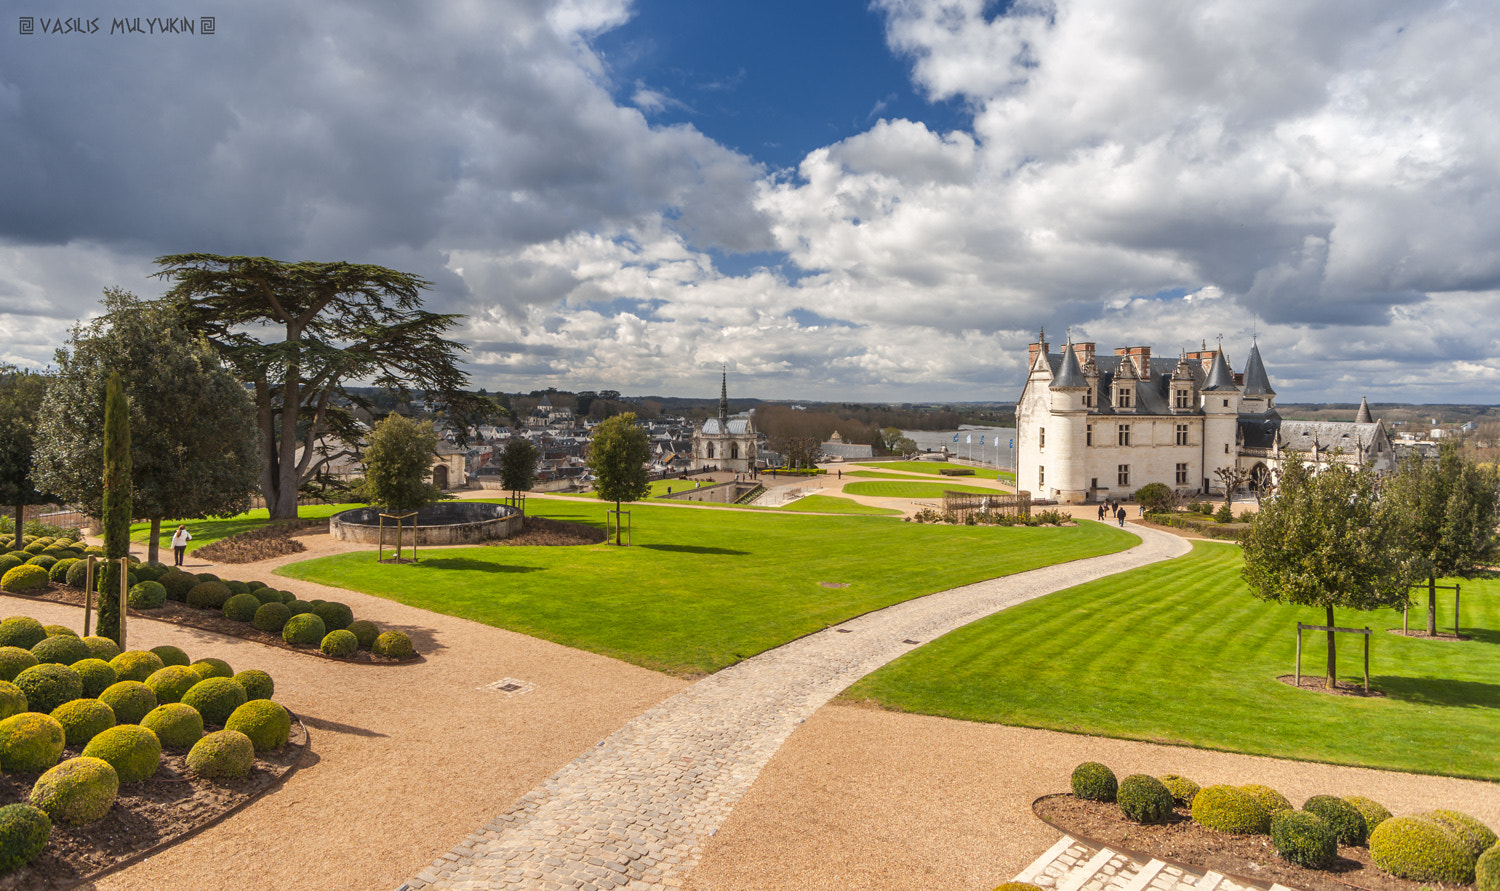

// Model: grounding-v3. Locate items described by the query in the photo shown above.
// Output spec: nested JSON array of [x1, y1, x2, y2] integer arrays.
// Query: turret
[[1044, 339, 1090, 503], [1202, 348, 1241, 492], [1240, 342, 1276, 414]]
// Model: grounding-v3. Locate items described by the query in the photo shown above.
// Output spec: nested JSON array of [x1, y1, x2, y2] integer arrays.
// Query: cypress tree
[[98, 372, 131, 644]]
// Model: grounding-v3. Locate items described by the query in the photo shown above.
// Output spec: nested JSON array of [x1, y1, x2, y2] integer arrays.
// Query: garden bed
[[1033, 794, 1474, 891], [483, 515, 606, 547]]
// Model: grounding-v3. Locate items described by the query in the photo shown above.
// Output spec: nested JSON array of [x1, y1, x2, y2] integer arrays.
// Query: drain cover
[[836, 628, 853, 633], [480, 677, 536, 696], [902, 639, 920, 645]]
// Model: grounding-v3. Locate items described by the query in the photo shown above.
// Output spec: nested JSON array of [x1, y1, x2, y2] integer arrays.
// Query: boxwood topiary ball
[[31, 634, 90, 667], [233, 670, 274, 702], [1346, 796, 1392, 835], [195, 572, 220, 584], [0, 802, 51, 872], [1477, 843, 1499, 891], [224, 580, 249, 596], [127, 581, 167, 609], [0, 681, 25, 720], [1370, 815, 1476, 884], [285, 600, 317, 617], [141, 703, 204, 751], [180, 677, 247, 727], [149, 645, 190, 668], [65, 560, 95, 591], [1159, 775, 1199, 808], [0, 647, 38, 683], [97, 681, 157, 725], [252, 587, 283, 606], [245, 580, 268, 590], [1071, 762, 1118, 802], [48, 558, 78, 583], [0, 617, 47, 650], [42, 626, 77, 638], [372, 630, 415, 659], [190, 658, 234, 681], [1118, 774, 1175, 824], [23, 555, 56, 571], [1272, 809, 1338, 869], [186, 581, 231, 610], [132, 562, 166, 583], [225, 700, 290, 752], [278, 590, 296, 605], [253, 602, 291, 633], [157, 569, 196, 602], [81, 636, 121, 662], [311, 601, 354, 632], [109, 650, 165, 684], [0, 555, 19, 575], [186, 729, 255, 780], [14, 663, 82, 714], [282, 613, 325, 646], [1192, 785, 1271, 835], [222, 593, 261, 623], [29, 756, 119, 825], [1240, 784, 1292, 815], [71, 658, 118, 699], [1423, 810, 1498, 859], [81, 724, 161, 784], [50, 699, 115, 747], [0, 712, 66, 773], [145, 666, 200, 704], [1, 565, 50, 592], [1304, 795, 1368, 846], [346, 620, 379, 650], [320, 629, 358, 658]]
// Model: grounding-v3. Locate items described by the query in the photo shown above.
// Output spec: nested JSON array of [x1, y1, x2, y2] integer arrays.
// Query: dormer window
[[1084, 391, 1093, 407], [1174, 389, 1190, 409], [1116, 388, 1133, 409]]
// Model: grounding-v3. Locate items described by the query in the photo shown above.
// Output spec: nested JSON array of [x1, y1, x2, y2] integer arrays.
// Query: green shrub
[[132, 562, 167, 583], [1423, 810, 1498, 859], [1303, 795, 1368, 846], [21, 540, 47, 554], [81, 635, 122, 662], [224, 580, 249, 596], [245, 580, 267, 591], [127, 580, 167, 609], [253, 602, 291, 633], [70, 659, 117, 699], [252, 587, 283, 606], [0, 554, 20, 575], [282, 613, 326, 646], [50, 698, 115, 747], [180, 677, 247, 727], [42, 626, 76, 638], [1070, 762, 1117, 802], [81, 724, 161, 784], [0, 712, 66, 772], [149, 645, 190, 668], [145, 666, 201, 704], [1369, 815, 1476, 884], [1118, 774, 1174, 824], [186, 581, 231, 610], [373, 630, 415, 659], [346, 620, 379, 650], [13, 663, 82, 714], [23, 555, 56, 571], [0, 681, 25, 720], [1346, 796, 1392, 835], [1240, 784, 1292, 815], [141, 703, 203, 751], [278, 590, 296, 604], [992, 884, 1045, 891], [29, 756, 118, 825], [65, 559, 96, 591], [30, 634, 90, 666], [109, 650, 165, 683], [48, 557, 79, 583], [225, 699, 290, 752], [1159, 775, 1199, 807], [0, 647, 37, 683], [223, 593, 262, 622], [320, 629, 358, 658], [0, 617, 47, 650], [186, 729, 255, 780], [1272, 810, 1338, 869], [195, 572, 220, 584], [233, 669, 274, 701], [97, 681, 157, 725], [1192, 785, 1271, 835], [1477, 843, 1500, 891], [286, 600, 317, 617], [158, 568, 197, 601], [0, 802, 51, 872], [311, 601, 354, 631], [190, 658, 234, 681]]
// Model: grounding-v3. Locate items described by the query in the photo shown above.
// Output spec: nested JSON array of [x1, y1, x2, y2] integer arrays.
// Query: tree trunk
[[147, 517, 162, 565], [1325, 605, 1337, 690], [614, 499, 621, 546], [10, 504, 21, 551], [1427, 575, 1438, 636]]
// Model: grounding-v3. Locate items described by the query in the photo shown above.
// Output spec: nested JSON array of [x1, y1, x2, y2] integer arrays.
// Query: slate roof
[[1203, 350, 1237, 391], [701, 418, 753, 436], [1049, 342, 1088, 389], [1241, 343, 1275, 396], [1043, 353, 1193, 416], [1278, 421, 1388, 454]]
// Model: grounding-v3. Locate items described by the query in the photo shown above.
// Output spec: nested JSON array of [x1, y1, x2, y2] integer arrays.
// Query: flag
[[980, 435, 985, 444], [1008, 438, 1013, 448], [966, 435, 972, 444], [953, 433, 959, 442]]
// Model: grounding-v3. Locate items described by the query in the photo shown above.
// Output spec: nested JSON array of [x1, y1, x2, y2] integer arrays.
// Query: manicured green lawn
[[846, 541, 1500, 781], [129, 503, 362, 553], [861, 460, 991, 475], [276, 500, 1135, 676], [774, 495, 902, 516], [842, 481, 1001, 498]]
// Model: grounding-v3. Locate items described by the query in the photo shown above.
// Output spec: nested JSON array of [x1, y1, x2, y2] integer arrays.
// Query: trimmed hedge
[[1192, 785, 1270, 835], [1071, 762, 1117, 802], [320, 629, 358, 658], [1304, 795, 1368, 846], [225, 699, 290, 752], [311, 601, 354, 632], [158, 569, 197, 602], [1272, 809, 1337, 869], [233, 670, 274, 702], [180, 677, 247, 727], [1424, 810, 1498, 859], [127, 580, 167, 609], [141, 703, 203, 751], [48, 558, 78, 583], [1347, 796, 1392, 835], [223, 593, 262, 622], [1370, 815, 1476, 884], [29, 756, 119, 825], [186, 581, 231, 610], [186, 729, 254, 780], [50, 698, 115, 747], [372, 630, 414, 659], [190, 658, 234, 681], [110, 650, 165, 684], [71, 659, 118, 699], [81, 636, 122, 662], [13, 663, 82, 714], [282, 613, 325, 646], [0, 802, 51, 872], [149, 645, 190, 668], [0, 712, 66, 773], [1118, 774, 1174, 824], [81, 724, 162, 784], [30, 634, 90, 667], [346, 620, 379, 650], [1159, 775, 1199, 807], [1477, 843, 1500, 891], [97, 681, 157, 725], [0, 681, 25, 721], [252, 602, 291, 633], [145, 666, 201, 704], [1240, 784, 1292, 815], [0, 617, 47, 650], [0, 647, 38, 683], [64, 560, 95, 591]]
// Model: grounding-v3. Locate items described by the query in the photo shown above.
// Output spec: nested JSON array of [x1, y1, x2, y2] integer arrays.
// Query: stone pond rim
[[329, 502, 523, 546]]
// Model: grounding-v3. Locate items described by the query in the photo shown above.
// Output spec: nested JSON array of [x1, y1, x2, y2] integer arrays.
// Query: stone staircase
[[1015, 835, 1300, 891]]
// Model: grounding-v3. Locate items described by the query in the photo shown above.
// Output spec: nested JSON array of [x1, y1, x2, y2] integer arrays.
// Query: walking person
[[171, 524, 192, 566], [1115, 505, 1127, 527], [1097, 503, 1106, 522]]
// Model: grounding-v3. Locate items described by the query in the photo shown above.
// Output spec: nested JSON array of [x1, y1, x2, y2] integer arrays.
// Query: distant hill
[[1278, 403, 1500, 425]]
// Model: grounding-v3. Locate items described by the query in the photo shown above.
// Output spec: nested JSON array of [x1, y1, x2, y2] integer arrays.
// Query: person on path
[[171, 524, 191, 566], [1097, 504, 1106, 522], [1115, 505, 1127, 527]]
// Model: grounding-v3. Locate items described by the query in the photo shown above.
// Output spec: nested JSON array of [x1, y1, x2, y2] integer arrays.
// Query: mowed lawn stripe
[[842, 481, 1001, 498]]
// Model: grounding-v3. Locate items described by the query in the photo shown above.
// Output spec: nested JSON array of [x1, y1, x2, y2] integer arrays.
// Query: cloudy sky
[[3, 0, 1498, 404]]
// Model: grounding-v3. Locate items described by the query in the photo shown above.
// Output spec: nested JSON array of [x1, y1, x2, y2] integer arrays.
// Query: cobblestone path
[[1016, 833, 1300, 891], [400, 525, 1191, 891]]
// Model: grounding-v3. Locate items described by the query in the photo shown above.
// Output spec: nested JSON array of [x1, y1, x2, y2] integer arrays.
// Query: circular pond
[[329, 501, 522, 546]]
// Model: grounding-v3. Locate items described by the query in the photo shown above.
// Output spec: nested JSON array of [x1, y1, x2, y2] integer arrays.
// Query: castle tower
[[1045, 339, 1091, 502], [1240, 341, 1276, 415], [1355, 396, 1372, 424], [1201, 348, 1241, 492]]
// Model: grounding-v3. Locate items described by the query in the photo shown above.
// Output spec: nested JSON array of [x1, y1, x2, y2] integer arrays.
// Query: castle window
[[1117, 388, 1133, 409], [1225, 443, 1230, 454], [1039, 427, 1046, 448], [1084, 391, 1093, 407], [730, 442, 739, 460], [1118, 424, 1131, 446], [1175, 424, 1188, 446], [1222, 399, 1229, 407], [1117, 464, 1130, 487], [1038, 466, 1045, 487], [1086, 425, 1093, 446], [1175, 389, 1190, 409], [706, 443, 715, 459], [1176, 463, 1189, 485]]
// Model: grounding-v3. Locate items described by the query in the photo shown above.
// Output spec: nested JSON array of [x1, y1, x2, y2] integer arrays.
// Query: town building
[[691, 372, 758, 473]]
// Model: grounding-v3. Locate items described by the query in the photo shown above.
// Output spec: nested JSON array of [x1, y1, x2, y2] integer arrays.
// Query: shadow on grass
[[1372, 675, 1500, 709], [640, 544, 749, 556], [1457, 627, 1500, 646], [413, 558, 544, 574]]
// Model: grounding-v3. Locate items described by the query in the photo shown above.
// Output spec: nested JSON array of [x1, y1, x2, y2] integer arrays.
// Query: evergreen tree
[[98, 373, 130, 645], [0, 366, 55, 550]]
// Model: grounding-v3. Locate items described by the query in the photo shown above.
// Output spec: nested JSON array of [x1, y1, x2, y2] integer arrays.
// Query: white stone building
[[691, 373, 758, 473]]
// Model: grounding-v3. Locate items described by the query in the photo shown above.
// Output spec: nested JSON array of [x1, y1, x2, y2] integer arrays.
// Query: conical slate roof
[[1241, 342, 1275, 396], [1050, 342, 1088, 389], [1355, 396, 1373, 424], [1203, 349, 1237, 391]]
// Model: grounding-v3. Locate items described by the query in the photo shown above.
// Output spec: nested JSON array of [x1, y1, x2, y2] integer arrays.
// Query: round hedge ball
[[186, 729, 255, 780], [149, 645, 190, 668], [71, 659, 118, 699], [133, 562, 167, 583], [222, 593, 262, 623], [278, 590, 296, 605], [0, 556, 19, 576], [1071, 762, 1118, 802], [127, 580, 167, 609], [252, 602, 291, 633], [109, 650, 165, 684], [48, 558, 78, 583], [252, 587, 283, 606], [0, 647, 38, 683], [233, 670, 274, 702], [311, 601, 354, 631], [158, 569, 197, 602], [1370, 815, 1476, 884], [224, 580, 249, 596], [1272, 809, 1338, 869], [1304, 795, 1369, 846], [1159, 775, 1200, 807], [245, 579, 267, 591], [81, 635, 122, 662], [0, 802, 51, 873], [225, 699, 290, 752], [30, 634, 90, 667], [141, 703, 204, 751], [1423, 810, 1498, 859], [372, 630, 415, 659], [190, 658, 234, 681], [145, 665, 200, 704], [186, 581, 231, 610], [29, 756, 119, 825], [64, 560, 95, 591], [346, 620, 379, 650], [97, 681, 158, 725], [0, 712, 66, 773], [14, 663, 82, 715], [180, 677, 247, 727], [1346, 796, 1393, 835], [1, 566, 50, 593], [50, 698, 115, 747], [42, 626, 77, 638], [1118, 774, 1175, 824], [0, 681, 25, 720], [282, 613, 326, 646], [1476, 843, 1500, 891], [320, 629, 358, 658], [1240, 784, 1292, 815], [0, 617, 47, 650], [195, 572, 220, 584], [286, 600, 317, 617], [1192, 785, 1271, 835], [81, 724, 161, 784]]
